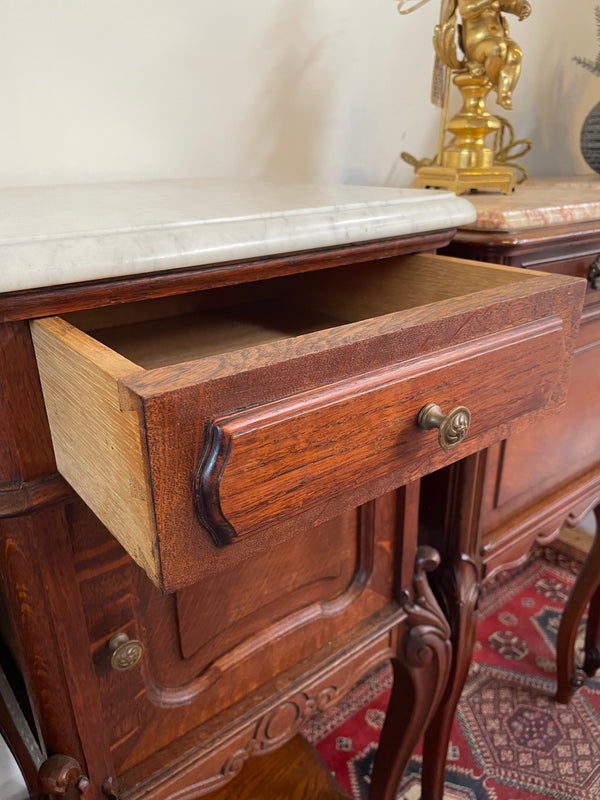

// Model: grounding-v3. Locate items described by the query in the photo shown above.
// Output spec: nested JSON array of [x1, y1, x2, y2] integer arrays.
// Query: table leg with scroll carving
[[420, 554, 479, 800], [368, 546, 451, 800], [419, 454, 484, 800], [556, 503, 600, 703]]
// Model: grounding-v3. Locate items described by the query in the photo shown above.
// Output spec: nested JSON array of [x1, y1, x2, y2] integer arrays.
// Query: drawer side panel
[[30, 317, 160, 583]]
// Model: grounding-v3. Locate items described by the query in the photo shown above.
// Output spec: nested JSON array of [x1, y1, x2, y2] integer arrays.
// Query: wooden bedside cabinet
[[417, 179, 600, 799], [0, 180, 584, 800]]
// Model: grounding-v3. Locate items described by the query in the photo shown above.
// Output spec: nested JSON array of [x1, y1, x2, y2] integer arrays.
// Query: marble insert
[[0, 178, 476, 293], [460, 178, 600, 232]]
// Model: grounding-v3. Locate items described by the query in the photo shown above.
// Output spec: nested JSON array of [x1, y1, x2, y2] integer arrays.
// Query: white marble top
[[0, 178, 475, 293], [460, 178, 600, 232]]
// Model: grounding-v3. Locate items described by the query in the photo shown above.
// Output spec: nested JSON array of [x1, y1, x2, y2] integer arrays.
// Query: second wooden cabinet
[[416, 181, 600, 799]]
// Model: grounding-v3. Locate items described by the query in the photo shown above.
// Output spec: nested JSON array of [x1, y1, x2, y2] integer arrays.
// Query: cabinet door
[[71, 487, 410, 795], [439, 235, 600, 575], [478, 299, 600, 568]]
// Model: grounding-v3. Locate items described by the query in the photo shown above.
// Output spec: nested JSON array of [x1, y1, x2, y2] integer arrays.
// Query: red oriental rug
[[301, 543, 600, 799]]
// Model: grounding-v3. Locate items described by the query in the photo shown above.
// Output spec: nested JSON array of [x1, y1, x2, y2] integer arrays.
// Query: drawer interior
[[63, 254, 533, 369], [32, 251, 569, 590]]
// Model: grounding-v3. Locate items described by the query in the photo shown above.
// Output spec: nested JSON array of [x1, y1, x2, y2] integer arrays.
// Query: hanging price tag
[[431, 56, 448, 107]]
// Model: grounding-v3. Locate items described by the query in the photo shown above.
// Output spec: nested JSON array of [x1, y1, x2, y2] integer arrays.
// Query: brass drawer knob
[[417, 402, 471, 451], [108, 632, 144, 671]]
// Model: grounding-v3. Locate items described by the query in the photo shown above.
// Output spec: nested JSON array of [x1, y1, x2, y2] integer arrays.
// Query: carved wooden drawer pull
[[588, 255, 600, 290], [108, 632, 144, 671], [417, 402, 471, 451]]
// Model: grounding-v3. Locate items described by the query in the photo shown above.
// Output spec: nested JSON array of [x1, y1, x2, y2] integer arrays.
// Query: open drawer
[[30, 253, 584, 590]]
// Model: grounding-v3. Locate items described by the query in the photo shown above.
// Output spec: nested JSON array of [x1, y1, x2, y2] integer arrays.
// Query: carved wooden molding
[[401, 546, 452, 669], [146, 504, 375, 707], [0, 474, 73, 519], [219, 686, 338, 785], [418, 546, 481, 800], [556, 502, 600, 703], [481, 468, 600, 581], [368, 546, 452, 800], [120, 621, 397, 800], [38, 755, 90, 800]]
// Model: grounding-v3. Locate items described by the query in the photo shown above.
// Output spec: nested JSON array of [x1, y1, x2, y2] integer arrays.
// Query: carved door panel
[[479, 303, 600, 536], [437, 233, 600, 577], [69, 490, 406, 790]]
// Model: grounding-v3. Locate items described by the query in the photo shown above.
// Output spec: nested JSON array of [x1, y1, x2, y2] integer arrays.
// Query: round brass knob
[[417, 402, 471, 451], [108, 632, 144, 671]]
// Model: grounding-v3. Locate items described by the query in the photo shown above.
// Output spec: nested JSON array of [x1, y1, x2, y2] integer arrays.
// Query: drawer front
[[196, 317, 563, 547], [31, 255, 585, 590], [524, 253, 600, 309]]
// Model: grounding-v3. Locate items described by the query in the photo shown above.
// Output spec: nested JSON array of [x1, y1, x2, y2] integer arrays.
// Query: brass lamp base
[[414, 164, 517, 195]]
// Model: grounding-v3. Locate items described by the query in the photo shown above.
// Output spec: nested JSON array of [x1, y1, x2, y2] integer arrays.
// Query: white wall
[[0, 0, 596, 189]]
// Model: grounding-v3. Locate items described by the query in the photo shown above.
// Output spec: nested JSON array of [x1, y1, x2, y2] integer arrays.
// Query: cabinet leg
[[556, 504, 600, 703], [584, 582, 600, 677], [369, 547, 451, 800], [420, 553, 480, 800]]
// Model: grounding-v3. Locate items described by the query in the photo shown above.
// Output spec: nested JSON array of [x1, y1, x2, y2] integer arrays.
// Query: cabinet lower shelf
[[203, 735, 351, 800]]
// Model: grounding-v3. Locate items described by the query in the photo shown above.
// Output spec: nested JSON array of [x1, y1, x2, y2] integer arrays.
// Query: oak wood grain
[[0, 220, 588, 800], [30, 316, 159, 582], [419, 217, 600, 799], [196, 316, 565, 546], [200, 735, 351, 800], [30, 254, 584, 589]]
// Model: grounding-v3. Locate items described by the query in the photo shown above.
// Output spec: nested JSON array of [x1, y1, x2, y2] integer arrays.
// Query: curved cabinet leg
[[556, 504, 600, 703], [420, 553, 480, 800], [584, 582, 600, 677], [368, 546, 451, 800]]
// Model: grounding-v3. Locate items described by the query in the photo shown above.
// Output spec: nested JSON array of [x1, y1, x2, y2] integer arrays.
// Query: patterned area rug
[[302, 542, 599, 799]]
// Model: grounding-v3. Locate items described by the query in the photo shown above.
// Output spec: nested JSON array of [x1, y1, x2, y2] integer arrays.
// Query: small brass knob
[[108, 632, 144, 671], [417, 402, 471, 451]]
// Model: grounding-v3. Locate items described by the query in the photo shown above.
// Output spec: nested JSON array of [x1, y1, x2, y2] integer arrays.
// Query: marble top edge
[[458, 180, 600, 232], [0, 178, 468, 243], [0, 178, 476, 293]]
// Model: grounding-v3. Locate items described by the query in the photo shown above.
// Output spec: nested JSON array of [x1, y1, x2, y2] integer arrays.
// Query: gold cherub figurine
[[400, 0, 532, 194], [437, 0, 531, 110]]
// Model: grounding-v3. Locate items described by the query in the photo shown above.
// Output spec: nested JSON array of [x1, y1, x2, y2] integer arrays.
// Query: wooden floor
[[559, 514, 595, 553], [205, 735, 352, 800]]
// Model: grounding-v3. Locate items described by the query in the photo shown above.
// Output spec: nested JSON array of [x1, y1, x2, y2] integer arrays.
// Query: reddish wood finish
[[30, 252, 583, 591], [196, 317, 565, 548], [555, 503, 600, 703], [38, 755, 91, 800], [419, 453, 485, 800], [199, 734, 352, 800], [127, 266, 580, 590], [369, 544, 451, 800], [0, 235, 453, 800], [0, 228, 583, 800], [417, 218, 600, 798], [441, 226, 600, 575]]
